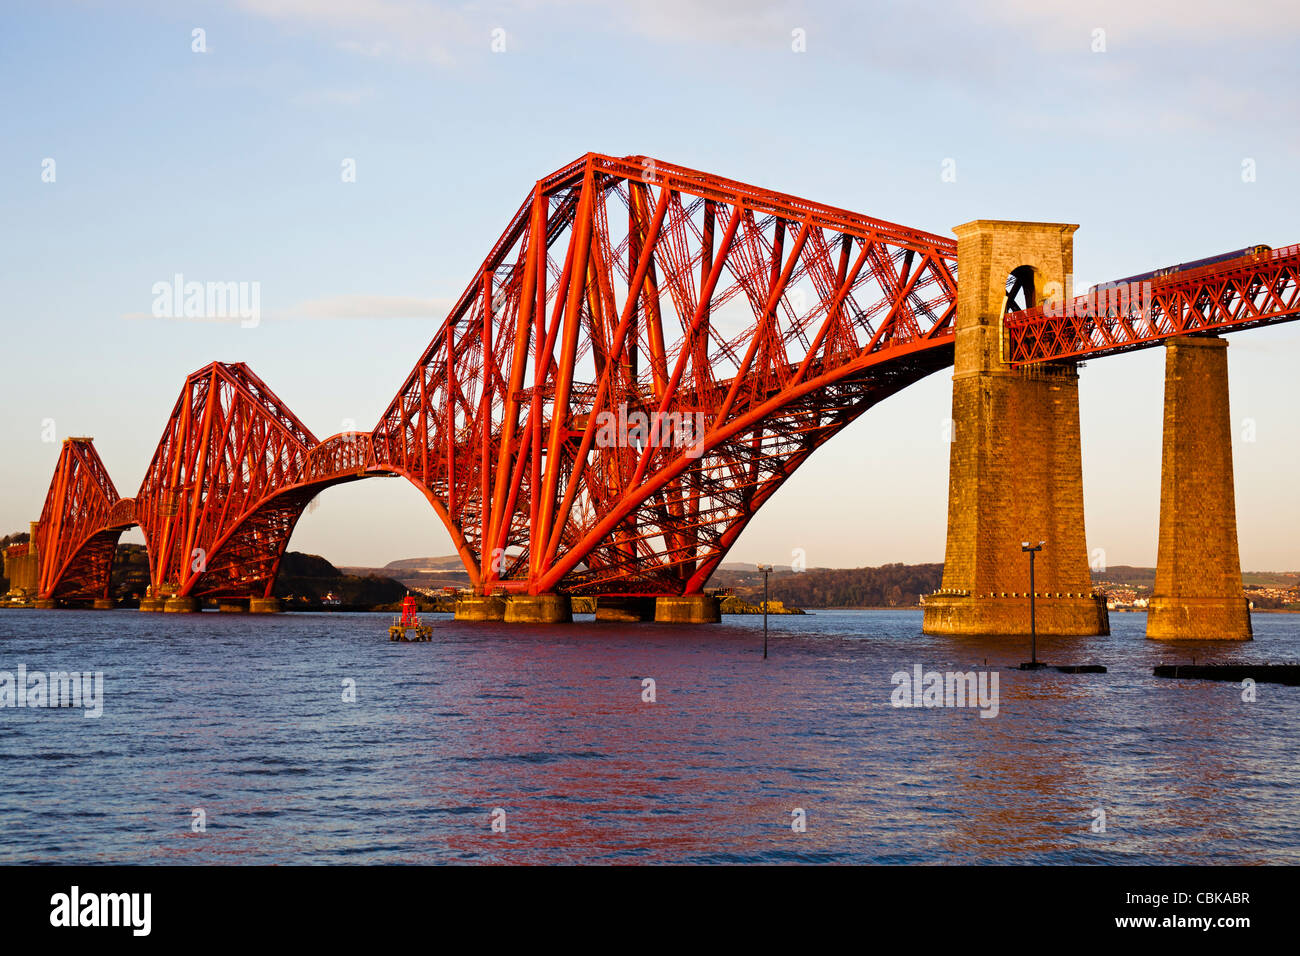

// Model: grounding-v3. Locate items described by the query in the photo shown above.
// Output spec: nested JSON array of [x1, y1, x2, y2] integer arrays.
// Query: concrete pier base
[[1147, 336, 1252, 641], [218, 600, 249, 613], [1148, 596, 1252, 641], [654, 594, 721, 624], [922, 591, 1110, 637], [34, 599, 56, 609], [248, 597, 282, 614], [139, 597, 165, 612], [454, 595, 507, 621], [164, 596, 201, 613], [504, 594, 572, 624], [92, 598, 114, 610], [595, 596, 657, 622]]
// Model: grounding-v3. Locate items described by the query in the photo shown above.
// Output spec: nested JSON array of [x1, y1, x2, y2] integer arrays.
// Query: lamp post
[[1021, 541, 1045, 667], [757, 564, 773, 659]]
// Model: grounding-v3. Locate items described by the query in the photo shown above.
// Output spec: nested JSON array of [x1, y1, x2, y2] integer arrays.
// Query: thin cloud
[[979, 0, 1300, 46], [231, 0, 475, 66], [616, 0, 799, 44]]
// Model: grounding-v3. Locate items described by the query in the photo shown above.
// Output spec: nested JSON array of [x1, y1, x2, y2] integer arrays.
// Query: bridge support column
[[139, 597, 165, 612], [504, 594, 572, 624], [595, 596, 657, 622], [454, 595, 506, 621], [3, 541, 39, 595], [164, 596, 201, 613], [654, 594, 721, 624], [923, 219, 1108, 637], [1147, 337, 1252, 641], [249, 597, 282, 614]]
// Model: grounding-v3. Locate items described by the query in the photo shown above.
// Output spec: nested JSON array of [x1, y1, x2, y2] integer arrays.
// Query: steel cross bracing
[[29, 155, 960, 600], [1005, 243, 1300, 365], [34, 438, 133, 600], [368, 153, 959, 596], [32, 154, 1292, 603]]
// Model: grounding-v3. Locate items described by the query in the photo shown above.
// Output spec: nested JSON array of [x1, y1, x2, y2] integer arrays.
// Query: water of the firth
[[0, 608, 1296, 864]]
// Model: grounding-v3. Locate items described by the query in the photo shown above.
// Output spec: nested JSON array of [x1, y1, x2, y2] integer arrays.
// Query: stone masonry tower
[[922, 220, 1109, 636]]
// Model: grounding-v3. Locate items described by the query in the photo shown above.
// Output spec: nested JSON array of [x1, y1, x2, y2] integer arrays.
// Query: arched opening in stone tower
[[1003, 265, 1037, 316]]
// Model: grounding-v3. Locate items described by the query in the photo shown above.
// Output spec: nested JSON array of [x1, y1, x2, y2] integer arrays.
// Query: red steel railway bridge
[[9, 154, 1298, 636]]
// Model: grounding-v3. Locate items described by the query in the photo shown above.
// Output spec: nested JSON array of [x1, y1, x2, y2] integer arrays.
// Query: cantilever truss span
[[34, 438, 135, 600], [29, 154, 961, 601], [371, 154, 960, 596], [33, 154, 1295, 604]]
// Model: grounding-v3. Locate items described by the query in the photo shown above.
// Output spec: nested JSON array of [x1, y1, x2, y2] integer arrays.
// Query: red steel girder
[[31, 154, 966, 602], [33, 166, 1300, 605], [34, 438, 133, 600], [1006, 243, 1300, 365], [372, 152, 960, 596], [134, 362, 322, 599]]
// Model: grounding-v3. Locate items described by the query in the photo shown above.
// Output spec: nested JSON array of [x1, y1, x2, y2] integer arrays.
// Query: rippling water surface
[[1, 608, 1297, 864]]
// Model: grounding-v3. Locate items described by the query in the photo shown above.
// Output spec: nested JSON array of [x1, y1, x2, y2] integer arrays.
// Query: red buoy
[[400, 594, 419, 628]]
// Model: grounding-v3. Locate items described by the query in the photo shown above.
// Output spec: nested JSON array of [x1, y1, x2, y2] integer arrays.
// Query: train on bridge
[[1088, 244, 1272, 294]]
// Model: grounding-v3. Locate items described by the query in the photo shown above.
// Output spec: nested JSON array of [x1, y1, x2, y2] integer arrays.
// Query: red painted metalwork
[[369, 153, 960, 596], [37, 156, 1293, 604], [132, 362, 355, 600], [400, 595, 419, 627], [34, 438, 135, 600], [1006, 243, 1300, 365], [29, 154, 961, 602]]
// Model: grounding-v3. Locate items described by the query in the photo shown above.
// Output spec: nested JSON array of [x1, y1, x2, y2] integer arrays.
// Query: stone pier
[[503, 594, 572, 624], [2, 536, 39, 598], [1147, 336, 1252, 641], [923, 219, 1108, 637], [654, 594, 721, 624], [454, 595, 507, 621]]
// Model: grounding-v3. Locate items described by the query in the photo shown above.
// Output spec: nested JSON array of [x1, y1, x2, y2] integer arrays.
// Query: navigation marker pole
[[1021, 541, 1046, 670], [758, 564, 773, 659]]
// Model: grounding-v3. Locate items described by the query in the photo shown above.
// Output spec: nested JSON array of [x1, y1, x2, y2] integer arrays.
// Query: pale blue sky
[[2, 0, 1297, 570]]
